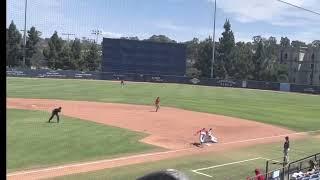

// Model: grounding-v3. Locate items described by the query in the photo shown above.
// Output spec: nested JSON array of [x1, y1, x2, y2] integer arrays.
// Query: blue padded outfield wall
[[6, 68, 320, 94], [102, 38, 186, 76], [6, 68, 99, 79]]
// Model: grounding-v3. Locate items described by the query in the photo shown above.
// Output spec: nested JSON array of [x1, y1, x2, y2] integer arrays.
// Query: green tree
[[145, 35, 176, 43], [265, 37, 282, 81], [185, 38, 201, 77], [31, 38, 49, 69], [280, 37, 290, 48], [265, 37, 279, 67], [194, 38, 213, 77], [71, 38, 82, 69], [83, 43, 100, 71], [252, 36, 267, 47], [215, 19, 235, 78], [231, 42, 254, 80], [43, 31, 64, 69], [25, 26, 41, 67], [185, 38, 199, 61], [120, 36, 139, 40], [30, 49, 46, 69], [291, 40, 306, 48], [250, 36, 288, 81], [311, 40, 320, 47], [59, 45, 76, 70], [252, 39, 266, 80], [7, 21, 22, 67]]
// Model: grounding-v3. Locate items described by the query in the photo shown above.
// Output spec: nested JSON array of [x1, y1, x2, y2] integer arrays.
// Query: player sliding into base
[[206, 128, 218, 143], [194, 128, 206, 146], [194, 128, 218, 147]]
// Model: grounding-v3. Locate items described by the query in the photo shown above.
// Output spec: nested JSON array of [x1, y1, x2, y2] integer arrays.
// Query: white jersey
[[207, 130, 213, 136], [197, 130, 205, 143], [207, 130, 218, 143]]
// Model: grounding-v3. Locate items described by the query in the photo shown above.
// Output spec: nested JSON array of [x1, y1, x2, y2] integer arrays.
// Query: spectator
[[306, 160, 317, 175], [313, 160, 319, 170], [291, 171, 304, 179], [254, 169, 265, 180], [137, 169, 189, 180]]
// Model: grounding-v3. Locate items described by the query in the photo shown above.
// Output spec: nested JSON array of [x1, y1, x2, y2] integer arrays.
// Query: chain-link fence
[[246, 153, 320, 180]]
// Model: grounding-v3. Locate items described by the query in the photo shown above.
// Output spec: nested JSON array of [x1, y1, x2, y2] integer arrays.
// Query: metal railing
[[246, 153, 320, 180]]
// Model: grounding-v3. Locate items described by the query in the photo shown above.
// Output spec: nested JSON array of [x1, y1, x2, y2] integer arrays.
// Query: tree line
[[185, 20, 319, 82], [6, 21, 101, 71], [6, 20, 320, 82]]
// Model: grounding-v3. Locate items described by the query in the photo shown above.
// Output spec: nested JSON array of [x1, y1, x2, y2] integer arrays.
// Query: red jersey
[[255, 169, 265, 180], [195, 129, 206, 136]]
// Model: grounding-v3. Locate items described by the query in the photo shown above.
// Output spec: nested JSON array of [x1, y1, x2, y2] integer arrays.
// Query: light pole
[[210, 0, 217, 79], [62, 33, 75, 42], [91, 30, 102, 44], [22, 0, 27, 67]]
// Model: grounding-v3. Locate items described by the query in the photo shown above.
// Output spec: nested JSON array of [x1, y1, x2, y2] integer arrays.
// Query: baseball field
[[6, 77, 320, 180]]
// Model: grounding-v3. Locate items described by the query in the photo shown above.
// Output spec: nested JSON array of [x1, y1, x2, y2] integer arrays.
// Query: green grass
[[7, 77, 320, 131], [51, 137, 320, 180], [7, 109, 159, 172]]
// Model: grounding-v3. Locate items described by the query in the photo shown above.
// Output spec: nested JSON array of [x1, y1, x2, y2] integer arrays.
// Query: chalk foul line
[[7, 129, 320, 177]]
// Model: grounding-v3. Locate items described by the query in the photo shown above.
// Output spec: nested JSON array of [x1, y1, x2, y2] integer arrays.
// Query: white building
[[279, 47, 320, 86]]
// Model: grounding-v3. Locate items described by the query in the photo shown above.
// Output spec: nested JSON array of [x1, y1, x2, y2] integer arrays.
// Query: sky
[[6, 0, 320, 43]]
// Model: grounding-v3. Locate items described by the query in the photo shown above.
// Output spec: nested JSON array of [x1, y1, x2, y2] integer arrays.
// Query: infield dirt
[[7, 98, 305, 180]]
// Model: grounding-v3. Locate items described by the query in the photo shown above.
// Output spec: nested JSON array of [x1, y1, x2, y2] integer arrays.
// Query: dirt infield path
[[7, 98, 302, 180]]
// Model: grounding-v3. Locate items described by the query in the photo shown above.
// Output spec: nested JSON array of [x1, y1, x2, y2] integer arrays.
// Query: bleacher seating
[[294, 170, 320, 180]]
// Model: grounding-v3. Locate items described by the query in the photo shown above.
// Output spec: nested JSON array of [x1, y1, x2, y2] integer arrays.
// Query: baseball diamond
[[6, 78, 320, 180], [6, 1, 320, 179]]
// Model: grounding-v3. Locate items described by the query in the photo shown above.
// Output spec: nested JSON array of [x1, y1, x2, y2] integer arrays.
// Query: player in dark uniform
[[283, 136, 290, 164], [48, 107, 62, 123]]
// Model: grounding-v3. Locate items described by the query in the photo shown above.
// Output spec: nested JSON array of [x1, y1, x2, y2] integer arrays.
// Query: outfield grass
[[51, 137, 320, 180], [7, 77, 320, 131], [7, 109, 158, 172]]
